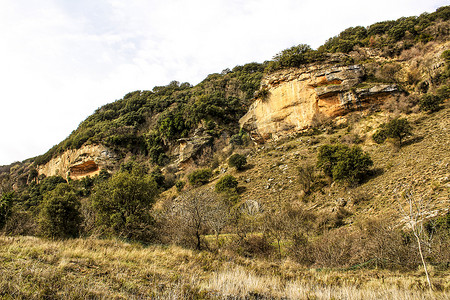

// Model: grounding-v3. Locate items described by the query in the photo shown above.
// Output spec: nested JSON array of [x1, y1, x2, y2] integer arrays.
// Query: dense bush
[[317, 144, 373, 184], [215, 175, 238, 193], [0, 192, 14, 229], [19, 176, 67, 210], [419, 93, 444, 112], [237, 235, 274, 258], [266, 44, 324, 72], [188, 168, 212, 186], [230, 134, 243, 145], [228, 154, 247, 171], [38, 184, 82, 239], [320, 26, 367, 53], [319, 6, 450, 55], [175, 180, 186, 192], [91, 167, 158, 241], [372, 128, 387, 144]]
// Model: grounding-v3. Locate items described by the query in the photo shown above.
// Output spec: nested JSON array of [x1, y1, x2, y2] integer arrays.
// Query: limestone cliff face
[[37, 144, 117, 180], [240, 63, 399, 142]]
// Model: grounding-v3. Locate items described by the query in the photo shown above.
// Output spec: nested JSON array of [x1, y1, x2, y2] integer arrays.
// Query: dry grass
[[1, 236, 449, 299], [206, 266, 450, 300]]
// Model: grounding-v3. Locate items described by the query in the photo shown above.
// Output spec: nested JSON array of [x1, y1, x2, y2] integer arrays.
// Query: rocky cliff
[[37, 144, 117, 180], [240, 62, 400, 142]]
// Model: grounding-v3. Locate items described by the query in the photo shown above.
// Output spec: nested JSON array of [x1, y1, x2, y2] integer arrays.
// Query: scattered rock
[[336, 198, 347, 207]]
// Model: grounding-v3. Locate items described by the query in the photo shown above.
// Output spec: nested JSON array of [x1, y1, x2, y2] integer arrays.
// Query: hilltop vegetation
[[34, 63, 265, 167], [0, 5, 449, 299]]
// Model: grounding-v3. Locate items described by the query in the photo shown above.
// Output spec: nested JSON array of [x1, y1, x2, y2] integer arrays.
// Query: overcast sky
[[0, 0, 447, 165]]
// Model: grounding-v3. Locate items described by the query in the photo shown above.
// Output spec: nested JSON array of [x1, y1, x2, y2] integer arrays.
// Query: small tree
[[385, 117, 412, 146], [175, 187, 228, 249], [263, 199, 288, 259], [229, 154, 247, 171], [175, 180, 186, 192], [372, 117, 412, 146], [317, 144, 373, 184], [91, 167, 158, 241], [28, 169, 39, 183], [39, 183, 82, 239], [372, 128, 388, 144]]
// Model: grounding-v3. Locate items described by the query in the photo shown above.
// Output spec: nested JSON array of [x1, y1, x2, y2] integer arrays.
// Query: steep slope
[[223, 103, 450, 227]]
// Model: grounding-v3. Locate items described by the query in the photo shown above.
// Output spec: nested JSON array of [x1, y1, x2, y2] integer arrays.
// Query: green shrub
[[175, 180, 186, 192], [0, 192, 14, 229], [91, 167, 158, 241], [420, 94, 444, 112], [188, 168, 212, 186], [372, 127, 388, 144], [436, 85, 450, 100], [230, 134, 243, 145], [266, 44, 325, 72], [150, 167, 165, 188], [39, 184, 82, 239], [228, 154, 247, 171], [254, 88, 270, 100], [215, 175, 238, 193], [317, 144, 373, 184]]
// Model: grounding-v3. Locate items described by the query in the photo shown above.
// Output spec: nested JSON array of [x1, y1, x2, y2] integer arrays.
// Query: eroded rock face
[[240, 64, 400, 142], [37, 144, 117, 179], [174, 128, 213, 166]]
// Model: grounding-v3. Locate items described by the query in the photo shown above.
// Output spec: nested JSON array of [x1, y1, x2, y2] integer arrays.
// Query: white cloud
[[0, 0, 447, 165]]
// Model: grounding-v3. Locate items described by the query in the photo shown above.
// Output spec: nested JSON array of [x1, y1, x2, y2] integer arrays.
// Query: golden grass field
[[1, 236, 449, 299]]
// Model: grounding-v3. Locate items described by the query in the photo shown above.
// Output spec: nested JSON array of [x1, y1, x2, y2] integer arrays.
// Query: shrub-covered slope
[[34, 62, 265, 167], [29, 5, 449, 169]]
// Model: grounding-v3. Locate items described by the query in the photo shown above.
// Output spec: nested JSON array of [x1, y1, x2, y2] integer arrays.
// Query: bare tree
[[297, 163, 315, 194], [396, 187, 433, 291], [207, 197, 229, 247], [175, 187, 229, 250]]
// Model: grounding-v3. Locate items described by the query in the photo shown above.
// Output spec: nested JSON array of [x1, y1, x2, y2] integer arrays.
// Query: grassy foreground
[[0, 236, 449, 299]]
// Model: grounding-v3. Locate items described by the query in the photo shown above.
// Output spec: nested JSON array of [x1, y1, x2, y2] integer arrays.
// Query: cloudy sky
[[0, 0, 446, 165]]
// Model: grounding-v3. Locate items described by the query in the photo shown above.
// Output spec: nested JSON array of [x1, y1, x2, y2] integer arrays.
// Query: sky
[[0, 0, 447, 165]]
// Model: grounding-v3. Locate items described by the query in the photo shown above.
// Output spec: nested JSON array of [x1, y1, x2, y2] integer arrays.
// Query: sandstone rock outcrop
[[174, 128, 213, 166], [240, 63, 401, 142], [37, 144, 117, 180]]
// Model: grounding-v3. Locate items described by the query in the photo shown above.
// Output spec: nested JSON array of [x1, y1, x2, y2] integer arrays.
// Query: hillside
[[0, 5, 449, 299]]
